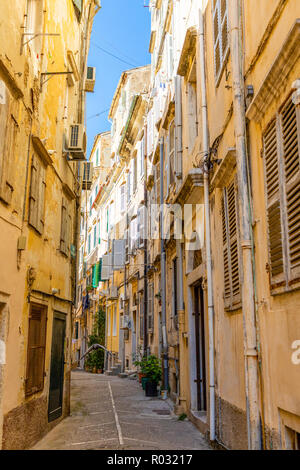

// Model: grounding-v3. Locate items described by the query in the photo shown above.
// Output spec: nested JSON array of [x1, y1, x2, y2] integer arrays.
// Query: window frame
[[212, 0, 230, 86], [262, 94, 300, 294], [25, 303, 47, 397]]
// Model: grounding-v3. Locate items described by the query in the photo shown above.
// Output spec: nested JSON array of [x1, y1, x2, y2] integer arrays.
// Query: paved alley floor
[[33, 370, 211, 450]]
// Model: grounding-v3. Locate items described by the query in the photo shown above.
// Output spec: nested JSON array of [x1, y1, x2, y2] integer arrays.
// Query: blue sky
[[86, 0, 151, 155]]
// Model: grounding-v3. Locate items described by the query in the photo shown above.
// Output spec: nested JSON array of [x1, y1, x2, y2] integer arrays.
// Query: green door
[[48, 313, 66, 422]]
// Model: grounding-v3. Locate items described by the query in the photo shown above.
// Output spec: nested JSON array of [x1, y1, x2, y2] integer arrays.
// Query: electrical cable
[[91, 41, 139, 68], [87, 108, 110, 120]]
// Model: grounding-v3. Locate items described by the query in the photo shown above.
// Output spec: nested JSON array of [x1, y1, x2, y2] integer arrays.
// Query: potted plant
[[134, 356, 148, 384], [143, 355, 161, 397]]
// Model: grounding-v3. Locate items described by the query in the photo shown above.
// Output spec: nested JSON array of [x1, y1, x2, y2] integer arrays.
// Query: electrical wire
[[87, 108, 110, 120], [91, 41, 139, 68]]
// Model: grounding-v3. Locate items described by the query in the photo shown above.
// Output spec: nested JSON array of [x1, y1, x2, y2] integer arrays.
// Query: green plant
[[178, 413, 187, 421], [84, 306, 106, 371], [143, 355, 162, 384], [134, 355, 148, 374]]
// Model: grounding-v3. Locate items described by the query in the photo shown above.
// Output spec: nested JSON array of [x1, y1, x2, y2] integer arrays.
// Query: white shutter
[[113, 239, 125, 270], [175, 75, 182, 178], [101, 254, 110, 280]]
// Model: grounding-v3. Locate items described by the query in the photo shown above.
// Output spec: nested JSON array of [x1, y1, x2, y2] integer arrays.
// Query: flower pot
[[145, 381, 158, 397], [138, 372, 146, 384], [97, 369, 103, 374], [141, 376, 149, 390], [92, 367, 97, 373]]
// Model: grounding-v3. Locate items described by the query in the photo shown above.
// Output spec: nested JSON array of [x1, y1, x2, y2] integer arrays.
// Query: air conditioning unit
[[82, 161, 93, 190], [85, 67, 96, 92], [120, 315, 129, 329], [68, 124, 87, 160], [108, 285, 118, 300]]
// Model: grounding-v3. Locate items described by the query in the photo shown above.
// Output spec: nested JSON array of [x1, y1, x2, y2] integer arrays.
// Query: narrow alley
[[32, 371, 211, 451]]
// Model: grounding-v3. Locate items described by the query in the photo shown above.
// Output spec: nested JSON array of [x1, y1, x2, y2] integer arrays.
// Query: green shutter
[[92, 263, 100, 288]]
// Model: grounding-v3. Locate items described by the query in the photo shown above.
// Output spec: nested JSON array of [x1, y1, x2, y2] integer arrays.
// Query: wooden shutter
[[212, 0, 229, 81], [263, 120, 284, 282], [29, 154, 39, 230], [281, 98, 300, 281], [213, 0, 221, 78], [25, 304, 47, 396], [0, 81, 17, 205], [38, 163, 46, 234], [222, 180, 241, 309], [139, 292, 144, 339], [60, 197, 67, 255], [148, 283, 154, 331]]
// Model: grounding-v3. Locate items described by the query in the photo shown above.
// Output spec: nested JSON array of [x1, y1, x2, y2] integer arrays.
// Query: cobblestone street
[[32, 370, 211, 451]]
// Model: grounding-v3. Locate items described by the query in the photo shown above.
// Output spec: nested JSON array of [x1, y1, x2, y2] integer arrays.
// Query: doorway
[[193, 283, 207, 412], [48, 312, 66, 422]]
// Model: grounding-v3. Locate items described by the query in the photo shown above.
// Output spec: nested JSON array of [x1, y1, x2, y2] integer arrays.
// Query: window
[[172, 257, 178, 324], [263, 95, 300, 291], [112, 306, 117, 336], [0, 81, 17, 205], [120, 184, 125, 214], [168, 120, 175, 187], [222, 178, 241, 310], [25, 303, 47, 396], [140, 138, 145, 177], [89, 196, 93, 216], [88, 233, 91, 254], [25, 0, 44, 54], [60, 197, 71, 256], [95, 148, 99, 167], [148, 283, 154, 331], [95, 185, 98, 199], [93, 225, 97, 248], [212, 0, 229, 83], [107, 308, 111, 336], [133, 156, 137, 194], [139, 292, 144, 340], [127, 170, 131, 204], [29, 154, 46, 234]]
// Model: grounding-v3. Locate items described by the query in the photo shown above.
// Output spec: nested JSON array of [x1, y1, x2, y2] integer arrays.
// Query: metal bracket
[[40, 72, 73, 91], [20, 33, 60, 55]]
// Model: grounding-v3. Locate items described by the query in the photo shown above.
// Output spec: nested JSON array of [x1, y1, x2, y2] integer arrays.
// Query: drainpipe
[[143, 124, 148, 357], [176, 239, 185, 410], [160, 138, 169, 397], [230, 0, 261, 449], [199, 8, 215, 442]]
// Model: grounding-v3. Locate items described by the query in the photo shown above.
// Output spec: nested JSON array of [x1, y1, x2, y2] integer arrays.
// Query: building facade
[[0, 0, 99, 449], [75, 0, 300, 450]]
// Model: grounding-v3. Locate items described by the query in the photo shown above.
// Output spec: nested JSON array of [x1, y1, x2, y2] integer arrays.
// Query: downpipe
[[160, 138, 169, 398], [230, 0, 261, 449], [199, 8, 215, 442]]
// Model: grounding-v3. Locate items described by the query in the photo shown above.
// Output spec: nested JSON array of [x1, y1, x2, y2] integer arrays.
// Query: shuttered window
[[148, 283, 154, 331], [222, 179, 241, 310], [263, 95, 300, 290], [168, 120, 175, 186], [212, 0, 229, 83], [29, 154, 46, 234], [139, 291, 144, 340], [0, 81, 18, 205], [60, 197, 71, 256], [25, 304, 47, 396]]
